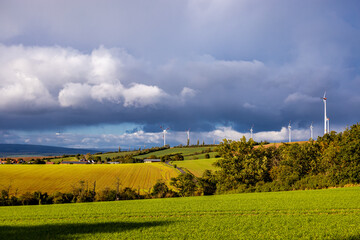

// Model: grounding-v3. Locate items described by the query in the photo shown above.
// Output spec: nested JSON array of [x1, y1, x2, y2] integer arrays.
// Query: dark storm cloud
[[0, 0, 360, 147]]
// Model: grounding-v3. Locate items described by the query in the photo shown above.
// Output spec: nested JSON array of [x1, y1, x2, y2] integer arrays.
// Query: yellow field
[[0, 163, 179, 195]]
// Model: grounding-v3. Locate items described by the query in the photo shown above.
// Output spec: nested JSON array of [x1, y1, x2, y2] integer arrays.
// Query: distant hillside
[[0, 144, 99, 157]]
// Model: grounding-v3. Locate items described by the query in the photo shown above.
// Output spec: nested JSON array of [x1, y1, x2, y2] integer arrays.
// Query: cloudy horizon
[[0, 0, 359, 149]]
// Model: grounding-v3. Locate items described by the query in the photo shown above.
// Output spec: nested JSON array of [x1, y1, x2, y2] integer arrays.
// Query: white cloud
[[0, 123, 343, 149], [90, 82, 123, 103], [123, 83, 166, 107], [200, 126, 310, 143], [180, 87, 196, 98], [285, 92, 319, 104], [0, 72, 56, 111], [58, 83, 92, 108], [243, 102, 256, 109], [0, 44, 169, 110], [89, 46, 122, 84]]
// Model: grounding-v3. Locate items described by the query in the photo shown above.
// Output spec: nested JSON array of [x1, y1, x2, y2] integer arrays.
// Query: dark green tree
[[170, 174, 198, 197]]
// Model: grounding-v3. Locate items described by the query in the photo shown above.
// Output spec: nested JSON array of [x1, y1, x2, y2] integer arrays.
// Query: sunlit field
[[133, 147, 215, 159], [175, 158, 219, 177], [1, 187, 360, 239], [0, 163, 178, 195]]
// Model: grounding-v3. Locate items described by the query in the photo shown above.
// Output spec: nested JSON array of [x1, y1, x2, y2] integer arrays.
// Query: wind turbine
[[186, 129, 190, 146], [288, 121, 292, 143], [250, 124, 254, 140], [321, 92, 327, 134], [160, 126, 169, 147], [310, 122, 314, 140]]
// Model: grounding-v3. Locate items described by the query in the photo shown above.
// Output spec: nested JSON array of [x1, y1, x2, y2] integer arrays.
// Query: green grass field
[[134, 147, 214, 159], [45, 147, 215, 162], [48, 151, 138, 162], [1, 187, 360, 239], [183, 152, 218, 160], [94, 151, 138, 160], [0, 164, 178, 195], [175, 158, 219, 177]]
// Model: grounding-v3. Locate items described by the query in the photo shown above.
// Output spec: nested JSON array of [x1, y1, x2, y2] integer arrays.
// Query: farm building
[[144, 159, 161, 163]]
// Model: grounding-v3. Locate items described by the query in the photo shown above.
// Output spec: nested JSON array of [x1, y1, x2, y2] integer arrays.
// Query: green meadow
[[1, 187, 360, 239], [134, 146, 215, 159], [175, 158, 219, 177]]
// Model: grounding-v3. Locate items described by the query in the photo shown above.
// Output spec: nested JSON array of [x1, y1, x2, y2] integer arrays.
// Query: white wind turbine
[[321, 92, 327, 134], [160, 126, 169, 147], [186, 129, 190, 146], [250, 124, 254, 140], [310, 122, 314, 140], [288, 121, 292, 143]]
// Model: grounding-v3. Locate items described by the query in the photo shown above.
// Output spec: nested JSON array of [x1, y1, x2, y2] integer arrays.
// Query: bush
[[97, 188, 117, 201], [292, 175, 331, 190], [33, 158, 46, 164], [151, 180, 177, 198], [119, 187, 140, 200], [19, 192, 39, 205], [51, 192, 74, 204]]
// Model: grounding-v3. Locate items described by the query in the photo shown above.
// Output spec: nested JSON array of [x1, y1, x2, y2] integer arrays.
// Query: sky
[[0, 0, 359, 149]]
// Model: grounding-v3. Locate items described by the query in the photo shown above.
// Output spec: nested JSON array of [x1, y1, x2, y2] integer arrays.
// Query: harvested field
[[0, 163, 178, 195]]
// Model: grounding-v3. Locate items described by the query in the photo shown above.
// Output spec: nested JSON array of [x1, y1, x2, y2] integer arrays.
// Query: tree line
[[168, 123, 360, 196], [0, 179, 180, 206]]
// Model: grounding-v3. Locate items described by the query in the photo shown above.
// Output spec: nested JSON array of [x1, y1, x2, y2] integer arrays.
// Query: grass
[[22, 146, 216, 162], [1, 187, 360, 239], [175, 158, 219, 177], [184, 152, 218, 160], [134, 146, 214, 159], [49, 156, 77, 163], [0, 164, 178, 195], [93, 151, 138, 160]]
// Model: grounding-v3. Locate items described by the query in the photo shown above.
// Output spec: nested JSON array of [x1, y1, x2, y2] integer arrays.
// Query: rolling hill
[[0, 163, 179, 195]]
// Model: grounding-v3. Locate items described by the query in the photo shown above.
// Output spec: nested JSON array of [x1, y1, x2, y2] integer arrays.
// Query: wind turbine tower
[[310, 122, 314, 140], [160, 126, 169, 147], [250, 125, 254, 140], [288, 121, 292, 143], [321, 92, 327, 134], [327, 117, 330, 133], [186, 129, 190, 146]]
